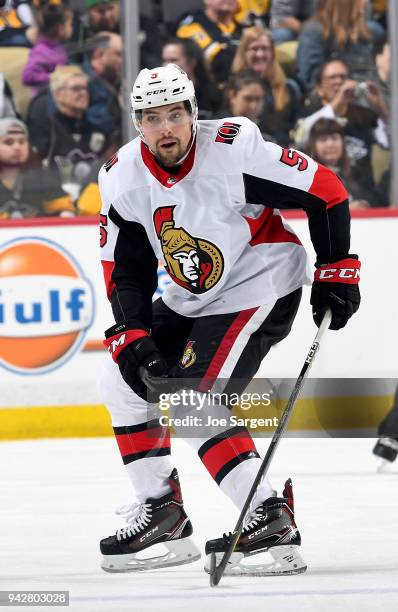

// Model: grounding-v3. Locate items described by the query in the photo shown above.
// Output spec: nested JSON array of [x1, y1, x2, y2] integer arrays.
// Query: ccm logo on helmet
[[147, 89, 167, 96]]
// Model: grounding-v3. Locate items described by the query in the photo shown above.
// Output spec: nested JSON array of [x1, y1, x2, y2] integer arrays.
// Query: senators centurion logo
[[180, 340, 196, 369], [153, 206, 224, 294]]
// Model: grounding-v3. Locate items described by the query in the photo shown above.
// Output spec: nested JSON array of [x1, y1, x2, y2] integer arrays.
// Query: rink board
[[1, 211, 397, 439]]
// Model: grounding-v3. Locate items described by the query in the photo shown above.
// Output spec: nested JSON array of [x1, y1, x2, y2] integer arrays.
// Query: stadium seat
[[275, 41, 298, 79], [371, 143, 390, 185]]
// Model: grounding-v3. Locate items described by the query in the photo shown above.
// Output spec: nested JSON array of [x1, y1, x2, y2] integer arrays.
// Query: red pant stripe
[[198, 307, 258, 392], [200, 432, 257, 480], [115, 427, 170, 458]]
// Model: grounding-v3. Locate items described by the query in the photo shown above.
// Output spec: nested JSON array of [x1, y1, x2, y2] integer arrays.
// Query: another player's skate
[[100, 468, 201, 572], [204, 479, 306, 577], [373, 437, 398, 471]]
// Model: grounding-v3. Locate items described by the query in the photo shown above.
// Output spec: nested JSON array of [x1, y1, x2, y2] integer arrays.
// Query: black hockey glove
[[310, 255, 361, 330], [104, 321, 169, 398]]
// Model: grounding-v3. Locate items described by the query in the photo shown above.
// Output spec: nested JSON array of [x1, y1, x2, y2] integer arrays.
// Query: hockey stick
[[209, 308, 332, 587]]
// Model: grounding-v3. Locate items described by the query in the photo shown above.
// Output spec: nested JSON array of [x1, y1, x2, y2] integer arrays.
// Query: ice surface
[[1, 437, 398, 612]]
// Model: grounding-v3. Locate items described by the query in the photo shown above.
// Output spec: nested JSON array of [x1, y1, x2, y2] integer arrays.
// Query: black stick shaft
[[210, 309, 332, 586]]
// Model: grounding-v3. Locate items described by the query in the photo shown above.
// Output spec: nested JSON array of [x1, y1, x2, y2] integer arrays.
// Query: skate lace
[[242, 506, 264, 532], [222, 506, 264, 543], [115, 502, 153, 541]]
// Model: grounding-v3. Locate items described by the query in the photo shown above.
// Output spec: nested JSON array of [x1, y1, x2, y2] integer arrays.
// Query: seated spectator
[[293, 58, 388, 194], [307, 118, 379, 207], [82, 31, 122, 138], [161, 38, 222, 119], [270, 0, 318, 45], [234, 0, 271, 28], [22, 3, 73, 97], [231, 25, 300, 145], [296, 0, 379, 91], [177, 0, 243, 86], [0, 117, 74, 218], [71, 0, 119, 43], [76, 127, 120, 215], [27, 65, 108, 200], [84, 0, 119, 33], [218, 70, 275, 140], [0, 73, 17, 118], [0, 0, 36, 47]]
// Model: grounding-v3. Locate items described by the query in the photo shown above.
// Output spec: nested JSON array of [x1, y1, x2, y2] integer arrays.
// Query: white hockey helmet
[[131, 64, 198, 141]]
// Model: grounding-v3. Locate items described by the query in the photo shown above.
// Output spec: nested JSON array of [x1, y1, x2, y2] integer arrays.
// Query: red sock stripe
[[115, 426, 170, 458], [200, 430, 257, 480], [198, 307, 258, 392]]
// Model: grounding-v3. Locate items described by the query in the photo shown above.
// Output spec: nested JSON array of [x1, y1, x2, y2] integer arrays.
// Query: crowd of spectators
[[0, 0, 391, 218]]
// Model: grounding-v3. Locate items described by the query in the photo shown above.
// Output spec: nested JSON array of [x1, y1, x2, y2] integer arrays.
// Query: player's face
[[141, 103, 193, 167], [314, 133, 344, 167], [245, 35, 274, 75], [0, 133, 29, 166], [229, 83, 265, 122]]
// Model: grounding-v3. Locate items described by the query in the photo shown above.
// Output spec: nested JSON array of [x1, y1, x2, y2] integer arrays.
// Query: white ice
[[1, 437, 398, 612]]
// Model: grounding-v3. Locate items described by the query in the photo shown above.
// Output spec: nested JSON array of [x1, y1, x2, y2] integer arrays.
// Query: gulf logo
[[0, 237, 95, 375]]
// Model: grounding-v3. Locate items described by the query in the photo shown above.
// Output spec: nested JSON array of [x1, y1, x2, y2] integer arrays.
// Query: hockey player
[[98, 64, 361, 575]]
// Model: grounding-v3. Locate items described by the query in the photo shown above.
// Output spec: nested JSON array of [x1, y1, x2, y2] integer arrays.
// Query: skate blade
[[376, 459, 391, 473], [101, 536, 201, 573], [205, 545, 307, 577]]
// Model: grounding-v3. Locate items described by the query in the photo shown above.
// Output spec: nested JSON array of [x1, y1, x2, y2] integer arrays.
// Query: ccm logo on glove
[[314, 258, 360, 284]]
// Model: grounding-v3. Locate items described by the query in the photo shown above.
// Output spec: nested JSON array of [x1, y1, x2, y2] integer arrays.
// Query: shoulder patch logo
[[104, 153, 118, 173], [215, 122, 241, 145]]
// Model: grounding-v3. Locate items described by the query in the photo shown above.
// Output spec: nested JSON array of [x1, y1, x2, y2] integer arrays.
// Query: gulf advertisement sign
[[0, 237, 95, 375]]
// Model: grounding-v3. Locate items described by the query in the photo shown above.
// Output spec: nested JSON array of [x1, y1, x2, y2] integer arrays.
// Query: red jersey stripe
[[101, 260, 115, 300], [244, 209, 302, 247], [309, 163, 348, 210]]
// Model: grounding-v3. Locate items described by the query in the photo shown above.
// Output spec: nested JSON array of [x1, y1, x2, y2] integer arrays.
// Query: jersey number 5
[[280, 148, 308, 172], [100, 214, 108, 247]]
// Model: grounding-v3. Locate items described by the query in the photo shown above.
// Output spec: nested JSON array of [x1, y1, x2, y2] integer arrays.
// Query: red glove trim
[[103, 329, 148, 362], [314, 258, 361, 284]]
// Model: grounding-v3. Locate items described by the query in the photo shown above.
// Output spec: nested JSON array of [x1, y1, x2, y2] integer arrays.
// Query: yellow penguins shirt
[[99, 117, 349, 325]]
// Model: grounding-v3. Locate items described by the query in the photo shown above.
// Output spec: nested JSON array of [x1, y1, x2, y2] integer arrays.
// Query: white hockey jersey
[[99, 117, 349, 325]]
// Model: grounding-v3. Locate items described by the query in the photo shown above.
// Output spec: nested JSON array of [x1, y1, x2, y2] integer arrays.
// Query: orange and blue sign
[[0, 237, 95, 375]]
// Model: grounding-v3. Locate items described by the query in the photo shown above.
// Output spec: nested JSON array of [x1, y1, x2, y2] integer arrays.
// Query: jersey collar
[[140, 138, 196, 188]]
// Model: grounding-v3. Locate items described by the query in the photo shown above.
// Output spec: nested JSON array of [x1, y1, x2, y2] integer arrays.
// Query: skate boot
[[205, 479, 306, 577], [101, 468, 201, 572], [373, 437, 398, 470]]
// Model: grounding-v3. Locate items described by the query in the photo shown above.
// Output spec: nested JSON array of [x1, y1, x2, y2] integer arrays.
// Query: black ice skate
[[100, 468, 201, 572], [373, 437, 398, 469], [204, 479, 306, 577]]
